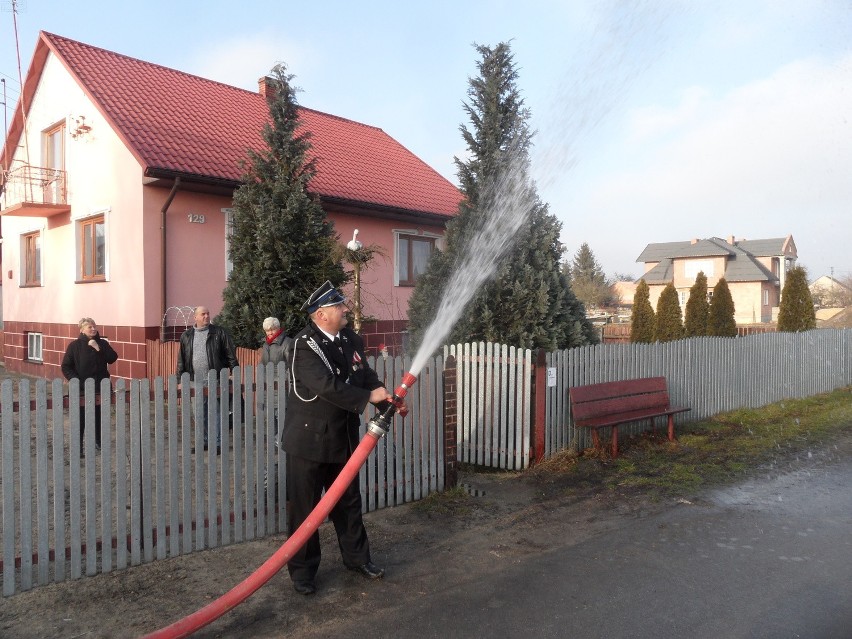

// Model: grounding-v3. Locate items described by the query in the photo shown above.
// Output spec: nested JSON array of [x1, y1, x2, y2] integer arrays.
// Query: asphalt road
[[357, 445, 852, 639]]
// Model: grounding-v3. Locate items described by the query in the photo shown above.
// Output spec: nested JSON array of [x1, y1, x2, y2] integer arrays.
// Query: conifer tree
[[684, 271, 710, 337], [707, 277, 737, 337], [408, 42, 596, 351], [217, 64, 345, 347], [630, 279, 655, 343], [570, 243, 615, 309], [777, 266, 816, 332], [654, 282, 683, 342]]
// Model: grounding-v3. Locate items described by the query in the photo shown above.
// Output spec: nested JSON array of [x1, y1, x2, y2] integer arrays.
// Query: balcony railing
[[1, 164, 69, 216]]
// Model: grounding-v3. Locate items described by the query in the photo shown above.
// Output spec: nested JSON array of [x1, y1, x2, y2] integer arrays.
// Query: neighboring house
[[636, 235, 797, 325], [611, 280, 637, 308], [0, 32, 462, 380], [809, 275, 851, 309]]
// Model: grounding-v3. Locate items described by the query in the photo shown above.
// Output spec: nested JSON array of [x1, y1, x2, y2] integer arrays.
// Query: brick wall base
[[2, 321, 159, 382], [359, 319, 410, 358]]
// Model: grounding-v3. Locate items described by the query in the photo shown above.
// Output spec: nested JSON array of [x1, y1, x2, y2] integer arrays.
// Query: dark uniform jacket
[[175, 324, 239, 379], [61, 332, 119, 391], [282, 322, 384, 464]]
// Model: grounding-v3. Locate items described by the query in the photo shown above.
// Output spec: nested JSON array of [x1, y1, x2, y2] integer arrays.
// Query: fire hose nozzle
[[367, 372, 417, 437]]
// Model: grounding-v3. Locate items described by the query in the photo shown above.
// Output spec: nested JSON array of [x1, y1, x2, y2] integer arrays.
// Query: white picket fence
[[444, 343, 533, 470], [0, 355, 445, 597]]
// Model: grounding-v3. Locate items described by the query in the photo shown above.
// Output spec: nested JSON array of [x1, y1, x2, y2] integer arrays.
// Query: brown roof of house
[[2, 32, 462, 219]]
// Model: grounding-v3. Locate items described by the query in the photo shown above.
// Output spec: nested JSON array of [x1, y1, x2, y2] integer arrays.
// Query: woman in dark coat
[[61, 317, 118, 451]]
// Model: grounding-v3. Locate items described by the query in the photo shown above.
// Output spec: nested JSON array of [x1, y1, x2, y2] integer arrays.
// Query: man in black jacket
[[176, 306, 239, 452], [281, 281, 394, 595], [61, 317, 119, 451]]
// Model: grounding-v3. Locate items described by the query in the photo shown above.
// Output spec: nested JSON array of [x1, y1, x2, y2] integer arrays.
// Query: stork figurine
[[347, 229, 362, 251]]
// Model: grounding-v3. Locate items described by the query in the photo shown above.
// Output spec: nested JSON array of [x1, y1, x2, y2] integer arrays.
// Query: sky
[[1, 0, 850, 281]]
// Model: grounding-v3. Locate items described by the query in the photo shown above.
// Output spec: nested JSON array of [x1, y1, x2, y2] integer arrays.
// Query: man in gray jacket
[[176, 306, 239, 452]]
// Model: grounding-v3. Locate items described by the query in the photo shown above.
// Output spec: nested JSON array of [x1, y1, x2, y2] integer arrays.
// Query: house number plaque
[[187, 214, 206, 224]]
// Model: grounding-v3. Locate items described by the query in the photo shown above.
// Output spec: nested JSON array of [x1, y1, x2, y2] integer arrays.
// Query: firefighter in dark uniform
[[281, 281, 395, 595]]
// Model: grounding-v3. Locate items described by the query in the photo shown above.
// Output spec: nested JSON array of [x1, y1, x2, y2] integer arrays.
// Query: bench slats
[[575, 405, 690, 429], [569, 377, 667, 402], [572, 391, 671, 421]]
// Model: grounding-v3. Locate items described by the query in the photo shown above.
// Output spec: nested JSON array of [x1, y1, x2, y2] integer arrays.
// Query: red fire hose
[[140, 373, 416, 639]]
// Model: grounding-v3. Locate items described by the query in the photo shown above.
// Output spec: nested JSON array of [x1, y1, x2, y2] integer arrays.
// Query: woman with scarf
[[261, 317, 294, 501]]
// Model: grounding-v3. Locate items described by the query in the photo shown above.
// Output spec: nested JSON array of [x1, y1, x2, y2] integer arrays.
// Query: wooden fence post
[[531, 348, 546, 465], [443, 355, 458, 489]]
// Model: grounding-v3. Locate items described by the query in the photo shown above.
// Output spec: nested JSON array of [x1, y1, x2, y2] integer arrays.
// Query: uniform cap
[[301, 280, 346, 313]]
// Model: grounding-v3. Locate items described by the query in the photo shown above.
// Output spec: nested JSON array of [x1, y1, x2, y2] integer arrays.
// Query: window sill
[[75, 277, 107, 284]]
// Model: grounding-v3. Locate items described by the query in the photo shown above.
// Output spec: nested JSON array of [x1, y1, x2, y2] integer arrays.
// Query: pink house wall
[[1, 49, 450, 381]]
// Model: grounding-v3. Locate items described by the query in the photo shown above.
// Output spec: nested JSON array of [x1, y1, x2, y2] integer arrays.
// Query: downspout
[[160, 177, 181, 340]]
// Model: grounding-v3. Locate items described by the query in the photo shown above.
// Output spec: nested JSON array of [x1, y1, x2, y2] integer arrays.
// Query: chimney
[[727, 235, 735, 245], [690, 238, 699, 245], [258, 76, 278, 100]]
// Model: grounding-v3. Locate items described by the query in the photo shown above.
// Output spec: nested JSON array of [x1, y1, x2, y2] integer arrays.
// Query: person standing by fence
[[176, 306, 239, 453], [281, 281, 395, 595], [260, 316, 293, 436], [61, 317, 118, 451]]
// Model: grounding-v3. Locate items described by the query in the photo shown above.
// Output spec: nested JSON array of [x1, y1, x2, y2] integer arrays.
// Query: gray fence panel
[[18, 380, 32, 591], [50, 378, 65, 583], [2, 382, 15, 595]]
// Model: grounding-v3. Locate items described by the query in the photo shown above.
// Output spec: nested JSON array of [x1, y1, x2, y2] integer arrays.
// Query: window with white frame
[[21, 230, 42, 286], [763, 289, 769, 306], [678, 290, 687, 307], [223, 208, 234, 279], [395, 231, 439, 286], [26, 332, 43, 362], [74, 209, 109, 281]]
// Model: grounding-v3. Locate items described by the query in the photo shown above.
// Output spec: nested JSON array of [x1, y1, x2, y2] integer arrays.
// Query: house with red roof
[[636, 235, 798, 325], [0, 32, 462, 380]]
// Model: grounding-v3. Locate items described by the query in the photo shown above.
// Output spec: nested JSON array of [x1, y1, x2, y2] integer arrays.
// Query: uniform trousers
[[286, 453, 371, 582]]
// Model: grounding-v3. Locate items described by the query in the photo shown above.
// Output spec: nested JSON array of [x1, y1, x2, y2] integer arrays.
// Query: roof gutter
[[160, 177, 181, 340]]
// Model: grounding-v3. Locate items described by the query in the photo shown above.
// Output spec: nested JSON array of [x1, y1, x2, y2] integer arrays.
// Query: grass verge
[[533, 385, 852, 501]]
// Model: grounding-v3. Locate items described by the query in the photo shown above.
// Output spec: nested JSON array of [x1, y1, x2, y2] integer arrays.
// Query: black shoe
[[348, 562, 384, 579], [293, 580, 316, 595], [216, 447, 221, 455]]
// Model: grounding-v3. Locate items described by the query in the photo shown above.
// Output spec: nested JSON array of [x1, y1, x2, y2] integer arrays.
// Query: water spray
[[140, 373, 416, 639]]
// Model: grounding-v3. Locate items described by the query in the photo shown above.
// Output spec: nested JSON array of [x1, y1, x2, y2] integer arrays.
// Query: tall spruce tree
[[777, 266, 816, 332], [654, 282, 683, 342], [684, 271, 710, 337], [570, 243, 614, 309], [217, 64, 345, 347], [630, 279, 655, 343], [408, 42, 596, 352], [707, 277, 737, 337]]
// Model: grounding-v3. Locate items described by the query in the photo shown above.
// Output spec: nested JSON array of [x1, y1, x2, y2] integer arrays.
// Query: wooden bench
[[569, 377, 691, 458]]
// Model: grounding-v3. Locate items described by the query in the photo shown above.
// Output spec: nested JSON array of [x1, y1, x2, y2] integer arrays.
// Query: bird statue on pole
[[347, 229, 362, 251]]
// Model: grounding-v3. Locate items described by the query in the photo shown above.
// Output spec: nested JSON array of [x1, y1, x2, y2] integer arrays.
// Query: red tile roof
[[19, 32, 462, 218]]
